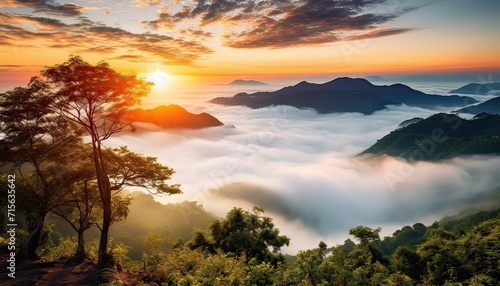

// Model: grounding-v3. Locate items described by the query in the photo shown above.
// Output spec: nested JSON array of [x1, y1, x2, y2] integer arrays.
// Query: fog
[[106, 83, 500, 252]]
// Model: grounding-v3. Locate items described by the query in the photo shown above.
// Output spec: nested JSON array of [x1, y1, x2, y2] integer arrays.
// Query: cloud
[[0, 12, 213, 66], [5, 0, 85, 16], [133, 0, 162, 8], [344, 27, 416, 41], [145, 0, 426, 48], [104, 86, 500, 252]]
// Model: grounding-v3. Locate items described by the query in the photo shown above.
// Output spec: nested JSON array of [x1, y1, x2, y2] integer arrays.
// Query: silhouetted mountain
[[366, 75, 477, 83], [450, 82, 500, 95], [456, 97, 500, 115], [128, 105, 224, 129], [210, 77, 476, 114], [360, 113, 500, 160], [226, 79, 268, 86]]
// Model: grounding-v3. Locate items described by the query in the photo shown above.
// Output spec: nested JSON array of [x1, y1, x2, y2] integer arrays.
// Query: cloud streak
[[146, 0, 425, 48], [0, 12, 213, 65], [3, 0, 84, 16]]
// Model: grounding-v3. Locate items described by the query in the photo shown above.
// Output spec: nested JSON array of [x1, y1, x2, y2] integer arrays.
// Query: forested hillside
[[361, 113, 500, 160], [3, 205, 499, 285]]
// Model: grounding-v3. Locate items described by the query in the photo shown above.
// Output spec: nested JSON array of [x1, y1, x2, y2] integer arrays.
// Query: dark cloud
[[9, 0, 84, 16], [180, 28, 213, 38], [145, 0, 424, 48], [0, 12, 213, 66]]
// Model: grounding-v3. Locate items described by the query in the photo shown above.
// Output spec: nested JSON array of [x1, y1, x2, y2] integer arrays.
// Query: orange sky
[[0, 0, 499, 91]]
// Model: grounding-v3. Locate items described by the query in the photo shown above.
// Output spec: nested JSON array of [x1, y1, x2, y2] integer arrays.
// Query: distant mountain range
[[457, 97, 500, 115], [223, 79, 268, 86], [127, 105, 224, 129], [360, 113, 500, 160], [210, 77, 476, 114], [364, 75, 478, 83], [449, 82, 500, 95]]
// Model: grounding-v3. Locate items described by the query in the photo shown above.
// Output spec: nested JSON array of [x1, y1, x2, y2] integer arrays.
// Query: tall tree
[[52, 145, 180, 262], [193, 206, 290, 264], [39, 55, 179, 268], [0, 78, 83, 259]]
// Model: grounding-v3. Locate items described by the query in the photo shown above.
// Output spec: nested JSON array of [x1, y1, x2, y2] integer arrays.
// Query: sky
[[0, 0, 499, 91]]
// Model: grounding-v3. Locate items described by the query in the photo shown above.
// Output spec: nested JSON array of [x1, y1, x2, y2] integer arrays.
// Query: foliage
[[190, 206, 290, 264], [361, 113, 500, 160], [441, 209, 500, 234], [380, 223, 428, 255], [0, 77, 85, 259], [39, 236, 78, 262], [34, 206, 500, 286]]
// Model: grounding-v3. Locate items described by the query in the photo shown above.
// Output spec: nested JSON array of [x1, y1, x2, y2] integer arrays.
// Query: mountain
[[449, 82, 500, 95], [366, 75, 477, 83], [398, 117, 423, 128], [456, 97, 500, 115], [127, 105, 224, 129], [226, 79, 268, 86], [210, 77, 476, 114], [360, 113, 500, 160]]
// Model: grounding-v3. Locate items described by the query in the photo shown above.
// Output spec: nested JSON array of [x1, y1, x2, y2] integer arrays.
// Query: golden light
[[147, 71, 171, 88]]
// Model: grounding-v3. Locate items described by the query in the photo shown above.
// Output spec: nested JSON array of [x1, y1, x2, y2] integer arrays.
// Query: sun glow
[[147, 71, 171, 88]]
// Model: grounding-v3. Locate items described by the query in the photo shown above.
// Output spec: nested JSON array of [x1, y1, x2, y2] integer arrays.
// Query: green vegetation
[[3, 205, 496, 286], [361, 113, 500, 161]]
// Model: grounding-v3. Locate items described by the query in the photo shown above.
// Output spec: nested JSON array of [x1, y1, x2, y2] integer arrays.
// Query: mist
[[106, 86, 500, 253]]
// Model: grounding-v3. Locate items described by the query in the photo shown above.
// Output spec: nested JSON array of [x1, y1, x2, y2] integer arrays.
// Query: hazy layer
[[107, 82, 500, 252]]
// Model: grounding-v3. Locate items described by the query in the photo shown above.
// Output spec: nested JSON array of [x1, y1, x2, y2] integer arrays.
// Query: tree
[[0, 79, 83, 259], [349, 226, 381, 245], [52, 145, 180, 262], [50, 145, 101, 261], [417, 228, 461, 285], [40, 55, 180, 268], [391, 246, 423, 281], [191, 206, 290, 264]]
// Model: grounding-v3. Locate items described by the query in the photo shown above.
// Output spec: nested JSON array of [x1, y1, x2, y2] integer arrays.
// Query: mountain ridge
[[456, 97, 500, 115], [449, 82, 500, 95], [127, 104, 224, 129], [224, 79, 268, 86], [210, 77, 476, 114], [360, 113, 500, 160]]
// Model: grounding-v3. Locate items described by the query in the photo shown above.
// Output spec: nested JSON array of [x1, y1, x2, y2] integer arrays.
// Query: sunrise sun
[[147, 71, 171, 88]]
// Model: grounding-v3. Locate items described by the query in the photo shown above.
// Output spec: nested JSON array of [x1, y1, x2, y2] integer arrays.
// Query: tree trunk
[[21, 213, 46, 260], [98, 198, 112, 268], [75, 230, 85, 262], [91, 136, 113, 270]]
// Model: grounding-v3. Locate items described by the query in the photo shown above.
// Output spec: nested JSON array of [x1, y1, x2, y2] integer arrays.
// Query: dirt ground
[[0, 251, 137, 286]]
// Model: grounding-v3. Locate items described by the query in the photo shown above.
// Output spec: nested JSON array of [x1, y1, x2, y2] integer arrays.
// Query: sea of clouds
[[106, 81, 500, 252]]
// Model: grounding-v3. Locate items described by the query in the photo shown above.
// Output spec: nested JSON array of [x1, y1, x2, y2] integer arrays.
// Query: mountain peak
[[210, 77, 476, 114], [227, 79, 267, 86], [128, 105, 224, 129]]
